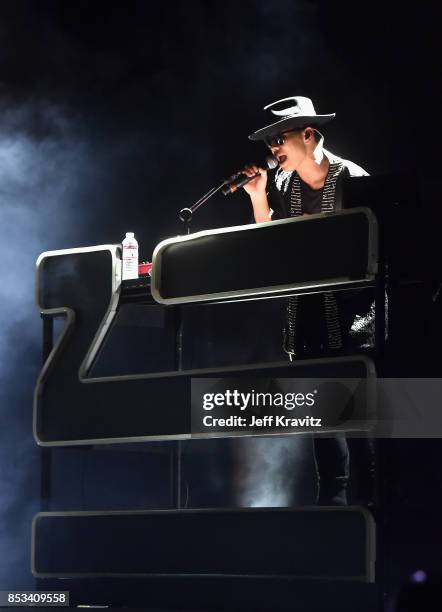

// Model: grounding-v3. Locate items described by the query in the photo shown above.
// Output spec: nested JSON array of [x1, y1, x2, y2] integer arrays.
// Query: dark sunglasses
[[264, 129, 299, 148]]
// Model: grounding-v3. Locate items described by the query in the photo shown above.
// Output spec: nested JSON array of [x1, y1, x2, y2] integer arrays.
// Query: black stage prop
[[33, 507, 375, 580], [34, 208, 379, 445], [33, 177, 428, 610], [32, 507, 377, 610]]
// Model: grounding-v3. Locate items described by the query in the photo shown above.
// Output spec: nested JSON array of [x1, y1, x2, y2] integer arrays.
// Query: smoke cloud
[[232, 437, 315, 507], [0, 101, 107, 588]]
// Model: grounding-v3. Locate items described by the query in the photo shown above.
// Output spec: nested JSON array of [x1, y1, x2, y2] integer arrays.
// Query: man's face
[[265, 128, 308, 172]]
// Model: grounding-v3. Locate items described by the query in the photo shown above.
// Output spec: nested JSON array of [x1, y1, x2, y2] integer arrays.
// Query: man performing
[[241, 96, 374, 505]]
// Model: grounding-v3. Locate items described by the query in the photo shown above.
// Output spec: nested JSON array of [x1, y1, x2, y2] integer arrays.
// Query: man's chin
[[280, 160, 295, 172]]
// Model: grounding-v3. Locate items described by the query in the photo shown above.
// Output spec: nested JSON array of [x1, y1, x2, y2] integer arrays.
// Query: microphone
[[221, 155, 279, 195]]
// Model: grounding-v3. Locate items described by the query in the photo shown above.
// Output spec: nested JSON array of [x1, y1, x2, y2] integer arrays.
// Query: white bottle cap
[[125, 232, 135, 238]]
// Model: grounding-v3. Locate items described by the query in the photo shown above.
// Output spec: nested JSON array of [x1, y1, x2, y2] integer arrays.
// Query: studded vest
[[275, 151, 349, 358]]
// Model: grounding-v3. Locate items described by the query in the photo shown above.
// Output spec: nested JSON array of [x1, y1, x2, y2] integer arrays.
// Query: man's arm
[[241, 164, 272, 223], [249, 191, 272, 223]]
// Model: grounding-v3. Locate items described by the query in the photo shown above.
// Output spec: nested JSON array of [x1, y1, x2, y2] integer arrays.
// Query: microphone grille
[[266, 155, 279, 170]]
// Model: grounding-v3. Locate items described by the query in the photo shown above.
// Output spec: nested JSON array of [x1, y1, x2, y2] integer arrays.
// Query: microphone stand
[[175, 178, 225, 509], [178, 167, 263, 234], [178, 179, 230, 235], [173, 167, 259, 506], [175, 176, 235, 507], [179, 156, 275, 232]]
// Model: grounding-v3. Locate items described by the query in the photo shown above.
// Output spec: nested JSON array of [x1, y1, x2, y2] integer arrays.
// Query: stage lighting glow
[[411, 569, 427, 583]]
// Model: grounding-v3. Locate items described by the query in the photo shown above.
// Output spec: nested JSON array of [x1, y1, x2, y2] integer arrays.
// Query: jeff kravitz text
[[202, 414, 322, 428]]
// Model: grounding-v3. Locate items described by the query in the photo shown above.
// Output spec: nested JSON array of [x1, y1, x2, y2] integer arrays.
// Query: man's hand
[[240, 164, 271, 223], [242, 164, 268, 195]]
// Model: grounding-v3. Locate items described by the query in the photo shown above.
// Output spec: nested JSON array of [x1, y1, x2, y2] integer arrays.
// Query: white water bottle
[[122, 232, 139, 280]]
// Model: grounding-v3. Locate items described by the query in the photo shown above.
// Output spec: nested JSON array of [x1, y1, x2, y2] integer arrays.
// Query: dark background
[[0, 0, 441, 601]]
